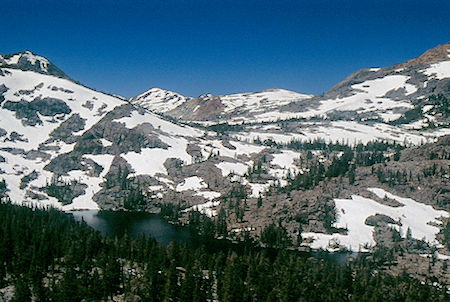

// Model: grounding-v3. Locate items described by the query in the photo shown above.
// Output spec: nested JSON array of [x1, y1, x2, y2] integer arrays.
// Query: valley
[[0, 43, 449, 290]]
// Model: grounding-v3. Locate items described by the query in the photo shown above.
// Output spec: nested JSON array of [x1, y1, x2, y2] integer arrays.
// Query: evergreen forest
[[0, 200, 448, 301]]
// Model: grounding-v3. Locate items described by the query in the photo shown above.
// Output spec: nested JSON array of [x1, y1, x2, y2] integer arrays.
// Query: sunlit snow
[[302, 188, 449, 252]]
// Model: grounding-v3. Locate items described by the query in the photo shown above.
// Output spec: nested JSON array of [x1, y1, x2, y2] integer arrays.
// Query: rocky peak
[[400, 42, 450, 67], [0, 50, 70, 80], [327, 43, 450, 96]]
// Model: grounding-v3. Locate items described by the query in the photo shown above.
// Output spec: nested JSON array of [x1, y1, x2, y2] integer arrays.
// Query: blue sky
[[2, 0, 449, 97]]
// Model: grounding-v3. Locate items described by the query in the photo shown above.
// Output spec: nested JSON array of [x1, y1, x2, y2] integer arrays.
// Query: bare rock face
[[0, 50, 70, 79], [365, 213, 400, 227], [400, 42, 450, 67], [3, 97, 71, 126], [49, 113, 86, 143], [165, 94, 225, 121]]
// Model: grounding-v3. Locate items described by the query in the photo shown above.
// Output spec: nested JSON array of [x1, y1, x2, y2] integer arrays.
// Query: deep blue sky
[[2, 0, 449, 98]]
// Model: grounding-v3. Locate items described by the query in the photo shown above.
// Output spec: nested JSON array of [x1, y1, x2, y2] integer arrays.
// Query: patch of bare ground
[[384, 253, 449, 285], [230, 152, 449, 248]]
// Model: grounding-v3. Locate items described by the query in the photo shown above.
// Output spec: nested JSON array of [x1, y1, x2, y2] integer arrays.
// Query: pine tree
[[12, 276, 31, 302], [163, 261, 180, 302]]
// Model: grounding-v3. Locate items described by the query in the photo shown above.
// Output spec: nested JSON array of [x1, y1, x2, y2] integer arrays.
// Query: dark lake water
[[71, 210, 190, 246], [71, 210, 356, 264]]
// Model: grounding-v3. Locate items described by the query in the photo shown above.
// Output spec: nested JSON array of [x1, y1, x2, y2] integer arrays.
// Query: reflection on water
[[71, 210, 357, 264], [71, 210, 190, 246]]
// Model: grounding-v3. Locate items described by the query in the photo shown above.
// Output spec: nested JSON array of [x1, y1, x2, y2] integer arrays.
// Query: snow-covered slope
[[0, 56, 280, 221], [211, 88, 312, 116], [130, 88, 313, 122], [281, 42, 450, 125], [129, 87, 190, 113], [130, 43, 450, 147], [303, 188, 449, 252], [0, 62, 213, 212]]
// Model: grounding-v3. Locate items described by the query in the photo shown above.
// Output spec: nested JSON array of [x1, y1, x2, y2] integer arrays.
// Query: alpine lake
[[71, 210, 356, 264]]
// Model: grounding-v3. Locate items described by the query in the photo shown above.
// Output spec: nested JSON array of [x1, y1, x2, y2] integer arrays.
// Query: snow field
[[99, 138, 113, 147], [183, 200, 221, 217], [0, 68, 125, 150], [176, 176, 207, 192], [219, 89, 312, 114], [131, 88, 189, 113], [271, 150, 300, 169], [248, 183, 271, 198], [302, 188, 449, 252], [420, 61, 450, 80], [122, 135, 192, 177], [233, 120, 450, 146], [62, 154, 114, 210], [200, 139, 265, 161], [215, 162, 249, 177], [114, 110, 203, 137], [0, 149, 60, 208]]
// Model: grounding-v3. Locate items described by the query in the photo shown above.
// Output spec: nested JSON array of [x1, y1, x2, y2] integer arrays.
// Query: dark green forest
[[0, 201, 447, 301]]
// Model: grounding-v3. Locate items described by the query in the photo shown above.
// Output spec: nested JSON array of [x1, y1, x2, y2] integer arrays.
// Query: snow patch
[[420, 61, 450, 80], [176, 176, 207, 192], [216, 162, 249, 177], [302, 188, 448, 252], [183, 200, 221, 217], [62, 154, 114, 210]]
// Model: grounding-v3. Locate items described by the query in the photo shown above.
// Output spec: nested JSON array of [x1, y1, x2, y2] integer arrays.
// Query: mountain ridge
[[0, 50, 70, 80]]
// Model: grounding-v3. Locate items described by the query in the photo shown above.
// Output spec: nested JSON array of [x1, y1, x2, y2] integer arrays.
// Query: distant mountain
[[131, 43, 449, 132], [131, 88, 312, 122], [130, 87, 191, 113], [207, 43, 450, 146], [308, 42, 450, 125]]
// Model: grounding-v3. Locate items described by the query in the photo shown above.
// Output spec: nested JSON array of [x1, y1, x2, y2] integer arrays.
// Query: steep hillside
[[0, 56, 211, 213]]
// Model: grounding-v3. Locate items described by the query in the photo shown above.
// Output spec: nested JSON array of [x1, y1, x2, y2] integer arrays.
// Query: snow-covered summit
[[130, 87, 313, 122], [0, 50, 70, 79], [217, 88, 313, 114], [129, 87, 190, 113]]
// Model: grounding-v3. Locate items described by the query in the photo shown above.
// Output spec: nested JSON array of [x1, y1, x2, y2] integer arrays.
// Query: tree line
[[0, 201, 447, 301]]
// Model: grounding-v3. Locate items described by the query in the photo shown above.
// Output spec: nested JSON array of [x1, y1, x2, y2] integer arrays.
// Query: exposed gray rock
[[44, 152, 103, 176], [40, 177, 88, 205], [0, 147, 26, 155], [20, 170, 38, 189], [4, 131, 28, 142], [25, 150, 51, 161], [25, 190, 47, 201], [49, 113, 86, 143], [50, 86, 74, 93], [82, 100, 94, 110], [79, 104, 169, 154], [3, 97, 71, 126], [365, 213, 400, 226], [0, 84, 7, 104], [0, 50, 71, 80]]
